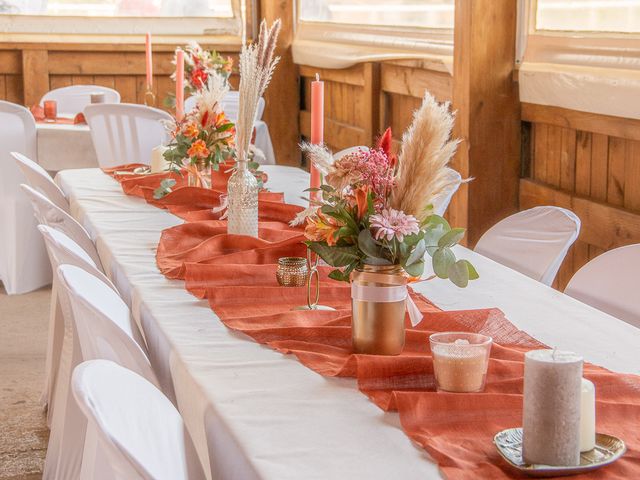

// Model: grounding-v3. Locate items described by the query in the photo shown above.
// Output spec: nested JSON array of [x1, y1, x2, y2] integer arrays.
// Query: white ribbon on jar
[[350, 283, 423, 327]]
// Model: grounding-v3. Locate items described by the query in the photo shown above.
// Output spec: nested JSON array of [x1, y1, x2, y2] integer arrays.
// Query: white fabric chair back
[[38, 225, 114, 292], [41, 85, 120, 116], [72, 360, 205, 480], [57, 264, 152, 381], [474, 206, 581, 286], [84, 103, 172, 168], [12, 151, 70, 213], [184, 95, 197, 114], [565, 244, 640, 328], [21, 184, 103, 270], [431, 168, 462, 217], [0, 100, 51, 294]]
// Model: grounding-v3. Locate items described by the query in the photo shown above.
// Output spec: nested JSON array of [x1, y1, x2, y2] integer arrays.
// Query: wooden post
[[363, 62, 381, 145], [22, 49, 50, 106], [451, 0, 521, 245], [259, 0, 300, 166]]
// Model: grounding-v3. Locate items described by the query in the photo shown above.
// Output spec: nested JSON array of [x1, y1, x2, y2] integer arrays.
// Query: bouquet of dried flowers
[[163, 74, 235, 173], [299, 92, 478, 287]]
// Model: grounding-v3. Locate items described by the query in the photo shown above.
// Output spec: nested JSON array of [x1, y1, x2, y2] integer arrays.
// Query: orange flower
[[353, 185, 370, 220], [187, 139, 209, 159], [305, 212, 342, 246], [182, 122, 199, 139]]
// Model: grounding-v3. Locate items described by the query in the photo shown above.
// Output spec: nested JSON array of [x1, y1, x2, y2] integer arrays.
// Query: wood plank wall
[[0, 43, 239, 119], [521, 103, 640, 289]]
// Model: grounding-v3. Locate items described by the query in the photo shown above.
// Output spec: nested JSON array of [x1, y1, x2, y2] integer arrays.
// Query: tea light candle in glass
[[430, 332, 492, 393], [44, 100, 57, 122]]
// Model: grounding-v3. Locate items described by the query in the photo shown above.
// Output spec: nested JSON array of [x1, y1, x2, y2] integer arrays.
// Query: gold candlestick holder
[[144, 86, 156, 107], [291, 249, 335, 311]]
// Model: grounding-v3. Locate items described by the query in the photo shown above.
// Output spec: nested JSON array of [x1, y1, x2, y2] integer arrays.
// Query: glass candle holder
[[276, 257, 308, 287], [430, 332, 492, 393], [44, 100, 57, 122]]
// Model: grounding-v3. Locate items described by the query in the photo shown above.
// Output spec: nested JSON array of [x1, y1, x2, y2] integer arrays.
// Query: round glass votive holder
[[43, 100, 57, 122], [429, 332, 493, 393], [276, 257, 308, 287]]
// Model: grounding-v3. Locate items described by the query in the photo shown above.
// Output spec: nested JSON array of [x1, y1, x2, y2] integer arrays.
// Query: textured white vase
[[227, 158, 259, 237]]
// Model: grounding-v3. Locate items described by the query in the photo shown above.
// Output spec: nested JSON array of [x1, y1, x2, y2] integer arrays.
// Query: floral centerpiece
[[174, 42, 233, 92], [298, 92, 477, 354], [163, 74, 235, 188]]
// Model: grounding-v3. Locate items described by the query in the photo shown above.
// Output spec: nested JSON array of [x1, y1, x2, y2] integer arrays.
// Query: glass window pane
[[0, 0, 233, 17], [299, 0, 454, 29], [536, 0, 640, 33]]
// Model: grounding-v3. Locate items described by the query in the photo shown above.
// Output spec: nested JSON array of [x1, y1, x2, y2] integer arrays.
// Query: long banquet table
[[57, 166, 640, 480]]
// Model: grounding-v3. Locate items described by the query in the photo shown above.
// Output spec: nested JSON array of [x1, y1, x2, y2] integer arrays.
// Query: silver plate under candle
[[494, 428, 626, 477]]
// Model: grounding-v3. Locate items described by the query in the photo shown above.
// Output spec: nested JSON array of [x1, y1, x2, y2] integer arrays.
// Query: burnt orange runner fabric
[[105, 165, 640, 479]]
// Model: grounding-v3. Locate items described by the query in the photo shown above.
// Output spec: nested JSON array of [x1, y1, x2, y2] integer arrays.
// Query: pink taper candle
[[310, 73, 324, 201], [145, 33, 153, 88], [175, 49, 185, 121]]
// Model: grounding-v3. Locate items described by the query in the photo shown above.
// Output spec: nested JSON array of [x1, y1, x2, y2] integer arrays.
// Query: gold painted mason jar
[[351, 264, 407, 355]]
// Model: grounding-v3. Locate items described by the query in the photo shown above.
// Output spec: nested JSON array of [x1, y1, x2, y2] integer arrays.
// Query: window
[[298, 0, 454, 30], [0, 0, 241, 37], [535, 0, 640, 34], [0, 0, 233, 17]]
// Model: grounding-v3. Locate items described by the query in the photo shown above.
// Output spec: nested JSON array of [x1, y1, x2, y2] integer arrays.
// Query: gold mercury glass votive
[[276, 257, 309, 287], [429, 332, 493, 393]]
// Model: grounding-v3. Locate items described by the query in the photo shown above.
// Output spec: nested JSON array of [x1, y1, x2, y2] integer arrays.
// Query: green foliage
[[153, 178, 176, 200]]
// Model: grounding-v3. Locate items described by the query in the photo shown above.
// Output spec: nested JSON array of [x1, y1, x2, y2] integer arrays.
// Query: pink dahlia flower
[[370, 208, 420, 243]]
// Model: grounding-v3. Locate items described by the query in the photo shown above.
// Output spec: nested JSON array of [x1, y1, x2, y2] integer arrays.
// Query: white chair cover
[[474, 206, 581, 286], [21, 184, 103, 270], [72, 360, 205, 480], [44, 264, 152, 480], [41, 85, 121, 116], [37, 225, 116, 424], [0, 100, 51, 294], [84, 103, 172, 168], [12, 152, 70, 213], [333, 145, 368, 161], [565, 244, 640, 328]]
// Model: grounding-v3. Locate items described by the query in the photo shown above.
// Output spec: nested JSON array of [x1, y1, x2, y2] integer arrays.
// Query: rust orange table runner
[[105, 165, 640, 479]]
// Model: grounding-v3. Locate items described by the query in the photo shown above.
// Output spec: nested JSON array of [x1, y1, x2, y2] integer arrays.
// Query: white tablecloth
[[37, 123, 98, 171], [56, 167, 640, 480]]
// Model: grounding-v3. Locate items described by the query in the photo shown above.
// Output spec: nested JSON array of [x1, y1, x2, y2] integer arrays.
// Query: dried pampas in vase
[[227, 19, 281, 237], [390, 92, 460, 222]]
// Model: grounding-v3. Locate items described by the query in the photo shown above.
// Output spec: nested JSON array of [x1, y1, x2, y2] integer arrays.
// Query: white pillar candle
[[523, 349, 583, 466], [580, 378, 596, 452], [150, 145, 168, 173]]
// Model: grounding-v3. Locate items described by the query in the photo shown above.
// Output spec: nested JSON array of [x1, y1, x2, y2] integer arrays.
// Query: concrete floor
[[0, 283, 50, 480]]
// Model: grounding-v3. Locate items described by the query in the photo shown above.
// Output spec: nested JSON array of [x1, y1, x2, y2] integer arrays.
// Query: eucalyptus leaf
[[438, 228, 466, 248], [449, 260, 470, 288], [460, 259, 479, 280], [358, 229, 381, 259], [405, 239, 427, 266], [363, 256, 393, 266], [424, 224, 447, 256], [433, 248, 455, 279], [422, 214, 451, 231], [307, 243, 359, 267], [404, 260, 425, 278]]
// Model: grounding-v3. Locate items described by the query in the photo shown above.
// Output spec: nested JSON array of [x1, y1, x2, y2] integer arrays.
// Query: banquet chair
[[474, 206, 581, 286], [84, 103, 172, 168], [44, 264, 155, 480], [37, 224, 117, 425], [12, 151, 70, 213], [431, 169, 462, 217], [21, 184, 103, 269], [565, 244, 640, 328], [41, 85, 120, 116], [0, 100, 51, 294], [72, 360, 205, 480]]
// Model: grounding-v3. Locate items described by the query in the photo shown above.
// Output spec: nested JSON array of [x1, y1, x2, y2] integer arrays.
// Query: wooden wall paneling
[[624, 140, 640, 212], [607, 137, 626, 207], [452, 0, 521, 245], [0, 76, 6, 100], [574, 130, 592, 197], [590, 133, 609, 202], [533, 124, 548, 183], [380, 63, 452, 102], [0, 51, 22, 75], [299, 64, 364, 87], [559, 127, 577, 191], [21, 50, 49, 106], [546, 125, 562, 187], [115, 76, 137, 103], [5, 75, 23, 103], [260, 0, 300, 166], [50, 75, 72, 90]]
